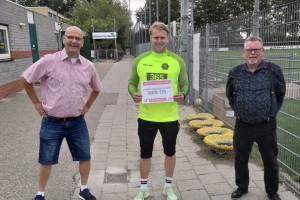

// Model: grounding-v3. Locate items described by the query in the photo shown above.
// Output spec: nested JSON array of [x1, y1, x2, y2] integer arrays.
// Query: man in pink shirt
[[21, 26, 100, 200]]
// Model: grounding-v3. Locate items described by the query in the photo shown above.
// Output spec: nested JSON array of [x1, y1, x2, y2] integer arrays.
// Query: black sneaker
[[79, 188, 96, 200], [33, 195, 45, 200]]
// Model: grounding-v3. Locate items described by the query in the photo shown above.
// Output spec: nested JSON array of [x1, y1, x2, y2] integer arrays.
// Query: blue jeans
[[39, 115, 91, 165]]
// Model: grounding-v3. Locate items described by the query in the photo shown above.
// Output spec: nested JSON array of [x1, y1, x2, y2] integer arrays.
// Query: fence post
[[189, 0, 194, 104], [180, 0, 190, 103], [204, 23, 210, 109], [252, 0, 260, 36], [288, 53, 293, 82]]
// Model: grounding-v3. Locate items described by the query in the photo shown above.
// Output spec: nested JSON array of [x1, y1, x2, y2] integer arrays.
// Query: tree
[[69, 0, 131, 51], [11, 0, 76, 18], [193, 0, 297, 29]]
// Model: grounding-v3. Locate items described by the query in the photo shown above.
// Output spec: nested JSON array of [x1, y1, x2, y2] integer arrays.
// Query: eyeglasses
[[64, 35, 83, 41], [244, 48, 262, 54]]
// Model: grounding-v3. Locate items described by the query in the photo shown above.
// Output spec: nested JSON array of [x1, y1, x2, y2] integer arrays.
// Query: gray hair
[[244, 36, 263, 48]]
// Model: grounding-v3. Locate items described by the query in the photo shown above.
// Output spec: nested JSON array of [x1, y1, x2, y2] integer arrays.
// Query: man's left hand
[[81, 105, 89, 115], [173, 93, 184, 102]]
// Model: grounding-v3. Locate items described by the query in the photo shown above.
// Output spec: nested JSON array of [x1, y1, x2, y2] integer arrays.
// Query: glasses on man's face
[[65, 35, 83, 41], [244, 48, 262, 54]]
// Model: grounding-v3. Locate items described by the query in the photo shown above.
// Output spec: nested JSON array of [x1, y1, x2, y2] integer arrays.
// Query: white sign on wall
[[92, 32, 117, 39], [193, 33, 200, 91]]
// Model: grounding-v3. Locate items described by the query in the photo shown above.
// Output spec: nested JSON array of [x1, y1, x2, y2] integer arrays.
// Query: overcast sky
[[128, 0, 146, 26]]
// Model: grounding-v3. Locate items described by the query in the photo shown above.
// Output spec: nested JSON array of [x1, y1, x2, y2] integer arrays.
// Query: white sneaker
[[163, 186, 177, 200], [133, 188, 150, 200]]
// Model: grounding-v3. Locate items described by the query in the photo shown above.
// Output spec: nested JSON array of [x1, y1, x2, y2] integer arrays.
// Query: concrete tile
[[249, 162, 263, 170], [89, 169, 105, 179], [174, 169, 198, 180], [127, 177, 140, 188], [249, 170, 264, 181], [91, 161, 107, 170], [91, 154, 107, 162], [211, 194, 233, 200], [278, 191, 300, 200], [100, 193, 127, 200], [204, 182, 232, 195], [151, 163, 165, 171], [101, 183, 127, 193], [108, 145, 126, 152], [180, 189, 210, 200], [175, 161, 193, 171], [107, 151, 126, 158], [177, 179, 204, 191], [181, 145, 201, 153], [109, 140, 126, 146], [106, 158, 126, 167], [88, 178, 104, 189], [194, 164, 218, 175], [215, 164, 235, 178], [239, 187, 268, 200], [198, 173, 226, 185]]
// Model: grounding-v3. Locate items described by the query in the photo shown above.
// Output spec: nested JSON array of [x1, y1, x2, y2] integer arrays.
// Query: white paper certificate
[[141, 80, 173, 104]]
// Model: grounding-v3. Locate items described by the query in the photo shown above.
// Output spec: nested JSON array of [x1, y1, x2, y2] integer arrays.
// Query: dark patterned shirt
[[226, 60, 286, 123]]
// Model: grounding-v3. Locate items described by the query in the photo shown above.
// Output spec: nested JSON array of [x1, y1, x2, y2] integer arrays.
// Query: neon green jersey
[[128, 50, 189, 122]]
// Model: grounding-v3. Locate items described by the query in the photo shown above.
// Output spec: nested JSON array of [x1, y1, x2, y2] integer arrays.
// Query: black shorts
[[138, 118, 180, 158]]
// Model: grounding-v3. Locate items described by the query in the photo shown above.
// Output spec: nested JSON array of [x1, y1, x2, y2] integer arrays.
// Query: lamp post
[[114, 18, 118, 60], [91, 18, 96, 60]]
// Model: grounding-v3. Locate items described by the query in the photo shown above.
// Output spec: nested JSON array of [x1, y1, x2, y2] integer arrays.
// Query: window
[[0, 25, 11, 60], [48, 12, 53, 18]]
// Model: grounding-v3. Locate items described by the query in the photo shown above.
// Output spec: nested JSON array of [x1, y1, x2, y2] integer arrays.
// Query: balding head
[[63, 26, 84, 58]]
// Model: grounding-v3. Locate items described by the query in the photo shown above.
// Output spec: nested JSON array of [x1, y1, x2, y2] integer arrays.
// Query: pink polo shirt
[[22, 48, 101, 118]]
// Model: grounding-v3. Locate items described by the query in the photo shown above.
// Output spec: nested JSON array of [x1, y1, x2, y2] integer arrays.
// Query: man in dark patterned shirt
[[226, 36, 286, 200]]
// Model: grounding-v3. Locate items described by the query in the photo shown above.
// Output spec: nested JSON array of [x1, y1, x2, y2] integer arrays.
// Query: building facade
[[0, 0, 70, 98]]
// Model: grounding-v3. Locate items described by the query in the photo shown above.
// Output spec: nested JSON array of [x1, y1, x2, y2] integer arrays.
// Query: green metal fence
[[195, 1, 300, 195], [130, 0, 300, 195]]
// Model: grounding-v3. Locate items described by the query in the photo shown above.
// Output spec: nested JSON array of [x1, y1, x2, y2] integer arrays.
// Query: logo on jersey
[[161, 63, 169, 70], [143, 63, 153, 67]]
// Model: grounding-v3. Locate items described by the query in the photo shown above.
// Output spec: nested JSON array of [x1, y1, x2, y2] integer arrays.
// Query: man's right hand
[[133, 93, 142, 103], [21, 76, 47, 117], [34, 101, 47, 117]]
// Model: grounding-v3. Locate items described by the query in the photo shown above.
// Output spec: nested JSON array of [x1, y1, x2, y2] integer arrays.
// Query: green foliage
[[68, 0, 131, 51], [193, 0, 297, 29], [11, 0, 76, 18]]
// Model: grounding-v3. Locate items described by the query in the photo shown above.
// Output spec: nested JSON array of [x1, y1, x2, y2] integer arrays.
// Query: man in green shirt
[[128, 22, 189, 200]]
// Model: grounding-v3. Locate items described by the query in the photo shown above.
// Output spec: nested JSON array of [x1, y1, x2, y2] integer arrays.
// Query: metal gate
[[198, 33, 220, 109]]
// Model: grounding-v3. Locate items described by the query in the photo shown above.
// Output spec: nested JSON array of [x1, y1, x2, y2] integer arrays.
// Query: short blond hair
[[149, 22, 169, 35], [244, 36, 263, 48]]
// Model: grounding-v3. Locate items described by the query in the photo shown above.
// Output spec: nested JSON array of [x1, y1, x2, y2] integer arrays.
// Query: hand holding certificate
[[141, 80, 173, 104]]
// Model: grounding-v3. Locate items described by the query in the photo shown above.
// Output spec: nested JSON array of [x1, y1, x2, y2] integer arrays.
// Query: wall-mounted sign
[[92, 32, 117, 39]]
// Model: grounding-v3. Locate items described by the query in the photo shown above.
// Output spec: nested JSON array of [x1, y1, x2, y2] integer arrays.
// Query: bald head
[[65, 26, 83, 37], [63, 26, 84, 58]]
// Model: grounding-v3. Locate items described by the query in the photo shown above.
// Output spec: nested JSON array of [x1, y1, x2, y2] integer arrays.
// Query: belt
[[237, 116, 274, 125], [49, 114, 83, 121]]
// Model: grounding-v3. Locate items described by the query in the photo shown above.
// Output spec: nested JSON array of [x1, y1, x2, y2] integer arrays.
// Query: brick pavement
[[72, 55, 299, 200]]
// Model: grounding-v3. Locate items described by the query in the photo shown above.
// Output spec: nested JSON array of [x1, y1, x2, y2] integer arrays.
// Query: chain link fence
[[130, 1, 300, 195]]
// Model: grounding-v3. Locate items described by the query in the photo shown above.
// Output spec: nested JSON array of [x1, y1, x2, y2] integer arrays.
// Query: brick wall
[[0, 1, 69, 99], [0, 80, 23, 99]]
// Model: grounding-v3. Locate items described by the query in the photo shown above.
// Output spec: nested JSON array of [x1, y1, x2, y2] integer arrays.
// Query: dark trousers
[[234, 117, 279, 195]]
